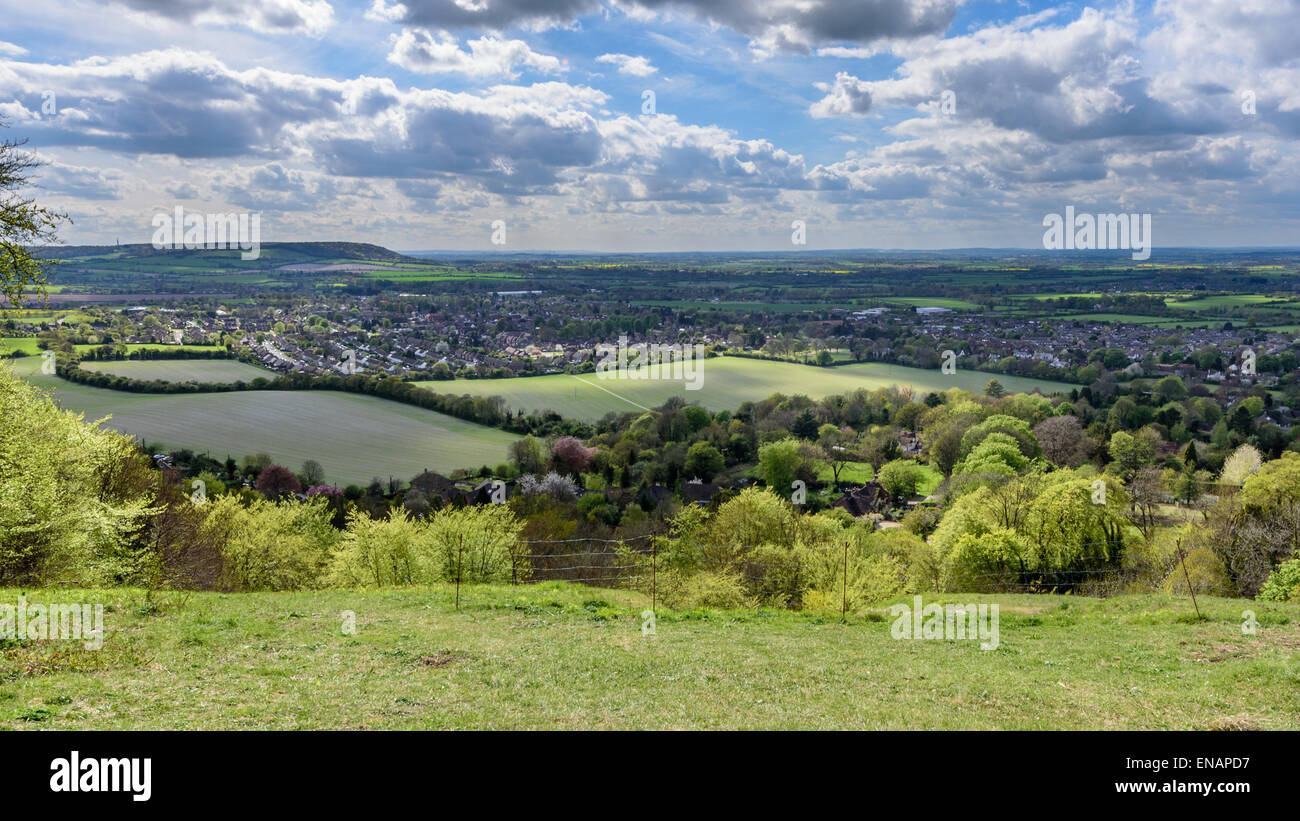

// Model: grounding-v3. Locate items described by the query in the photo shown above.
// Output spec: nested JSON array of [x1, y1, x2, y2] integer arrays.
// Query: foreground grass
[[2, 584, 1297, 730]]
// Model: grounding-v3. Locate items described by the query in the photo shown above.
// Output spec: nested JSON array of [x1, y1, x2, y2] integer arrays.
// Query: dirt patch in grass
[[1206, 713, 1261, 731], [0, 640, 148, 680]]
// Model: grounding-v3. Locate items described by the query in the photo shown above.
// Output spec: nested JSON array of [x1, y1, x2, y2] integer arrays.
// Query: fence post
[[1176, 538, 1201, 619], [511, 539, 519, 586], [456, 534, 464, 611], [841, 542, 848, 623], [651, 533, 657, 614]]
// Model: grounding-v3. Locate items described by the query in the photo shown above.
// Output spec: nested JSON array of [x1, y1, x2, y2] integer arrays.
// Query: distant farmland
[[420, 356, 1075, 422], [6, 357, 519, 484], [80, 359, 275, 383]]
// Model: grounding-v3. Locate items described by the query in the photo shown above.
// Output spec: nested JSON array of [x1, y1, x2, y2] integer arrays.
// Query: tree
[[1106, 431, 1152, 483], [1220, 444, 1262, 486], [953, 433, 1028, 480], [256, 465, 302, 499], [1, 121, 68, 308], [550, 435, 596, 475], [242, 452, 272, 476], [756, 438, 804, 494], [684, 442, 724, 482], [791, 408, 820, 440], [1128, 467, 1166, 540], [1208, 452, 1300, 596], [509, 435, 546, 474], [1154, 375, 1187, 403], [877, 459, 927, 503], [300, 459, 326, 486], [403, 488, 431, 517], [959, 414, 1040, 460], [984, 378, 1007, 398], [0, 364, 155, 585], [1032, 414, 1089, 467], [818, 424, 861, 483]]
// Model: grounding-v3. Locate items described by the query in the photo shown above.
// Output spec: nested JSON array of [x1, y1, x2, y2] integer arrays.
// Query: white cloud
[[809, 72, 873, 118], [87, 0, 336, 36], [382, 0, 963, 54], [388, 30, 564, 78], [595, 53, 657, 76]]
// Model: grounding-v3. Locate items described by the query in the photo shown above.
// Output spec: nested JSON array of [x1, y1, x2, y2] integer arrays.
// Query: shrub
[[803, 546, 908, 612], [1257, 559, 1300, 602], [0, 363, 157, 585], [1161, 546, 1235, 597], [328, 509, 439, 587], [427, 504, 524, 584], [877, 459, 927, 502], [672, 569, 754, 609], [205, 496, 338, 591]]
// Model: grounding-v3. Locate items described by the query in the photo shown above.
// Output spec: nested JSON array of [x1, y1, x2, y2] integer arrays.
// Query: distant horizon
[[36, 241, 1300, 257]]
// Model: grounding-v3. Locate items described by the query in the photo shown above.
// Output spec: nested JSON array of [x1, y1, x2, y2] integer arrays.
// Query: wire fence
[[462, 534, 1201, 618]]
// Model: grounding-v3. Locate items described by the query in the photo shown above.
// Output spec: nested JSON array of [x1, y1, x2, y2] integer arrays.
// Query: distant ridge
[[36, 242, 421, 264]]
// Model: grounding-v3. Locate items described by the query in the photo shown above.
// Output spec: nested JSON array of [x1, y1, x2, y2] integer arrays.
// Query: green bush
[[0, 364, 157, 585], [328, 508, 440, 587], [1161, 546, 1235, 597], [1257, 559, 1300, 602], [427, 504, 524, 584], [207, 496, 338, 591], [672, 569, 754, 609]]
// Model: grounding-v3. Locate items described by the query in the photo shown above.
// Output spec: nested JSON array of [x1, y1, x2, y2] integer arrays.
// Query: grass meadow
[[422, 357, 1075, 422], [3, 583, 1297, 730]]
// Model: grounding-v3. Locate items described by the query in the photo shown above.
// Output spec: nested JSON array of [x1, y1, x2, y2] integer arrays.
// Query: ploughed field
[[4, 356, 519, 484], [420, 356, 1076, 422], [79, 359, 275, 383]]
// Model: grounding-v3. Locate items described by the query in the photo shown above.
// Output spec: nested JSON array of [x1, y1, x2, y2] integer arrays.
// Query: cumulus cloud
[[810, 72, 873, 118], [87, 0, 336, 36], [808, 8, 1197, 142], [29, 161, 124, 200], [3, 1, 1297, 248], [373, 0, 961, 54], [595, 53, 657, 76], [388, 30, 564, 78]]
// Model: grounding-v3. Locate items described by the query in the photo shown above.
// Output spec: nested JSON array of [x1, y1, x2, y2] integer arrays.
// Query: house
[[833, 481, 891, 517], [638, 484, 673, 508], [409, 470, 458, 500], [681, 481, 724, 506]]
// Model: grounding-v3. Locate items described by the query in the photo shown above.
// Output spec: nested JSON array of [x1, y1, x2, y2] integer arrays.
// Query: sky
[[0, 0, 1297, 252]]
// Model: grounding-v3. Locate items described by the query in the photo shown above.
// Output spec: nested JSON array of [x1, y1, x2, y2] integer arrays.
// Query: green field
[[4, 583, 1296, 730], [881, 296, 982, 310], [1166, 294, 1285, 309], [423, 357, 1075, 422], [1059, 313, 1230, 328], [5, 357, 518, 483], [80, 359, 274, 383], [0, 337, 42, 356], [74, 343, 227, 355]]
